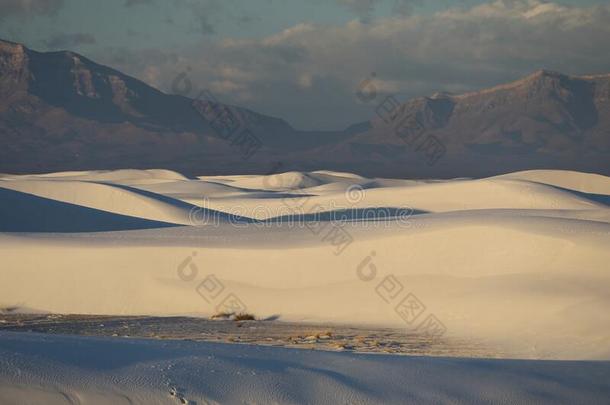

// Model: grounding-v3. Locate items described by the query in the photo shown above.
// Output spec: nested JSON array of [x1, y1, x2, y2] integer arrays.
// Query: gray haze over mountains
[[1, 38, 609, 178]]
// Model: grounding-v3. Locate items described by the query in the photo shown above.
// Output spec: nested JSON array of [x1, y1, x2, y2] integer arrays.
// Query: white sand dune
[[1, 331, 609, 405], [200, 170, 367, 191], [6, 169, 189, 182], [497, 169, 610, 195], [1, 169, 609, 360], [0, 187, 188, 233], [0, 179, 194, 225]]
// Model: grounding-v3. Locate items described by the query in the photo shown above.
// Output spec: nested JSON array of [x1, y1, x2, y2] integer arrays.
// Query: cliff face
[[0, 40, 29, 98], [1, 38, 609, 177]]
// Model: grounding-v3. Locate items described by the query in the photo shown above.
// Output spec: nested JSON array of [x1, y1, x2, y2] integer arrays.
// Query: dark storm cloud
[[391, 0, 424, 15], [44, 32, 97, 49], [335, 0, 422, 22], [172, 0, 224, 35], [0, 0, 63, 20], [124, 0, 155, 7], [336, 0, 381, 22]]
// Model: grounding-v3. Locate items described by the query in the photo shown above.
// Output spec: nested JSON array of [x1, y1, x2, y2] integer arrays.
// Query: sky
[[1, 0, 610, 130]]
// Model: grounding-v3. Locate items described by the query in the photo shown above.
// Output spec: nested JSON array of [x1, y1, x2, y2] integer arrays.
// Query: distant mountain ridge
[[1, 38, 608, 177]]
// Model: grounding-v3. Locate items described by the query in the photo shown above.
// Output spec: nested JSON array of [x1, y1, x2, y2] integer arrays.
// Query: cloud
[[0, 0, 64, 20], [391, 0, 423, 16], [336, 0, 422, 22], [98, 1, 610, 130], [336, 0, 382, 22], [124, 0, 154, 7], [44, 33, 96, 49], [173, 0, 224, 35]]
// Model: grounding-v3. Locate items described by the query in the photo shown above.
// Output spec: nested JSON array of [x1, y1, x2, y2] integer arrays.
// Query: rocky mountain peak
[[0, 38, 608, 177], [528, 69, 564, 79], [0, 39, 29, 95], [0, 39, 25, 54]]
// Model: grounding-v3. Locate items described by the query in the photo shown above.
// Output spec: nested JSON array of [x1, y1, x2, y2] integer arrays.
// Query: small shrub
[[233, 312, 256, 321]]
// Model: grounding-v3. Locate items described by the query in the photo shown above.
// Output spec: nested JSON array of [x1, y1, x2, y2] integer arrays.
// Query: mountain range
[[1, 38, 608, 177]]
